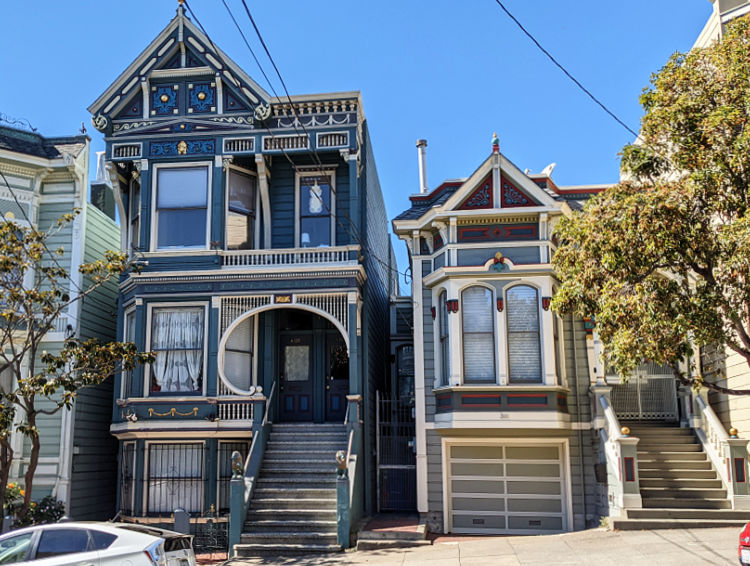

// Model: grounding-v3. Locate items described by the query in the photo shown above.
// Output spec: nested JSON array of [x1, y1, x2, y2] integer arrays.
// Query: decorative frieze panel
[[435, 388, 568, 413], [500, 175, 537, 207], [317, 131, 349, 149], [112, 143, 143, 159], [262, 134, 309, 152], [458, 223, 538, 242], [459, 175, 493, 209], [149, 139, 215, 157], [152, 85, 179, 115], [223, 137, 255, 154]]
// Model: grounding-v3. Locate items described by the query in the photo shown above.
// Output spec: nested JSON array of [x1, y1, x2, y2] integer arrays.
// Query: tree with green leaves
[[0, 211, 153, 519], [552, 16, 750, 394]]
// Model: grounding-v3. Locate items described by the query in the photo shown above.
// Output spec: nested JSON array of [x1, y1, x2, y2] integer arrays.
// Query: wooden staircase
[[612, 422, 750, 529], [233, 423, 347, 557]]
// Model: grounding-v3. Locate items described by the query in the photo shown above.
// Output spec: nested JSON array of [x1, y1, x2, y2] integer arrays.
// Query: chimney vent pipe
[[416, 139, 428, 194]]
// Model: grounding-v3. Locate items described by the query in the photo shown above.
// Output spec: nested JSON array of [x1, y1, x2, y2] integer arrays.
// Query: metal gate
[[610, 363, 678, 421], [376, 392, 417, 512]]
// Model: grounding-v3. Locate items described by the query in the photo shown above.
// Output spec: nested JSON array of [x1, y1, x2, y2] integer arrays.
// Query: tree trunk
[[21, 414, 39, 517], [0, 440, 12, 516]]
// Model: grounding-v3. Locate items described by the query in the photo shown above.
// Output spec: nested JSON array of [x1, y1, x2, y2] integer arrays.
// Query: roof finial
[[491, 132, 500, 154], [178, 0, 185, 4]]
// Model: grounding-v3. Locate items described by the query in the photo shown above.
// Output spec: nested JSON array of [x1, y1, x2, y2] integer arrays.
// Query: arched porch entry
[[218, 297, 353, 423]]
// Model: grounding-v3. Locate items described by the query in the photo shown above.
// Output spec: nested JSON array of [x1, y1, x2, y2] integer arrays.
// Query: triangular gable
[[88, 6, 270, 129], [441, 152, 558, 214], [500, 174, 537, 207], [458, 174, 493, 209]]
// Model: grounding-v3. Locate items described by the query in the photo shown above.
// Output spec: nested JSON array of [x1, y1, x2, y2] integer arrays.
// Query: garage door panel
[[451, 462, 503, 476], [452, 496, 505, 512], [506, 446, 559, 460], [447, 443, 567, 535], [451, 479, 504, 494], [451, 446, 503, 459], [506, 462, 560, 478], [507, 498, 562, 513], [507, 480, 561, 495], [508, 515, 563, 531]]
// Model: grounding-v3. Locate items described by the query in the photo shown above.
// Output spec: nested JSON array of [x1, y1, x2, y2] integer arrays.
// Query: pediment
[[445, 152, 557, 214], [89, 6, 270, 133]]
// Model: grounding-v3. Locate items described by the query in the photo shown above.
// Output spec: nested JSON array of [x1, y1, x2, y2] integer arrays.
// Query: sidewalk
[[223, 526, 740, 565]]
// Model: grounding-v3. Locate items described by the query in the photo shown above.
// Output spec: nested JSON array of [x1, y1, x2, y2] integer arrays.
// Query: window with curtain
[[128, 180, 140, 253], [156, 166, 208, 249], [223, 316, 254, 393], [461, 286, 495, 383], [507, 285, 542, 383], [299, 174, 332, 247], [147, 443, 204, 515], [122, 309, 136, 398], [150, 306, 205, 394], [226, 169, 256, 250], [439, 291, 450, 386]]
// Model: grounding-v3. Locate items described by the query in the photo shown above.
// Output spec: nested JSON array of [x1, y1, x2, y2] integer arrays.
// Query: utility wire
[[186, 0, 409, 291], [492, 0, 640, 139]]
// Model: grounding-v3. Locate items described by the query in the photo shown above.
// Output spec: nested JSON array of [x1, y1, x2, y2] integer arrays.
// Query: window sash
[[439, 292, 450, 386], [462, 287, 495, 383], [299, 175, 332, 247], [150, 307, 205, 394], [156, 166, 209, 249], [507, 286, 542, 383]]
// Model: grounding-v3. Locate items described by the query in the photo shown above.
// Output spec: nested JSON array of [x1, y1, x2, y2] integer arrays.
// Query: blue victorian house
[[88, 5, 395, 554]]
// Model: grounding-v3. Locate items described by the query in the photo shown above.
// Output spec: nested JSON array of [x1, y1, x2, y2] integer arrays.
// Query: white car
[[107, 524, 196, 566], [0, 522, 168, 565]]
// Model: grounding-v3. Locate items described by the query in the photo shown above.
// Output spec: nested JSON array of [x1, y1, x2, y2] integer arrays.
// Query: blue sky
[[0, 1, 712, 286]]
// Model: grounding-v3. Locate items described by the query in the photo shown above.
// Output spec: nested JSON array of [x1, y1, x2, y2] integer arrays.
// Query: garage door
[[447, 443, 567, 534]]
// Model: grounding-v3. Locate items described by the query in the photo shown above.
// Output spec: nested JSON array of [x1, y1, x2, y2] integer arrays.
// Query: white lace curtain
[[151, 308, 204, 393]]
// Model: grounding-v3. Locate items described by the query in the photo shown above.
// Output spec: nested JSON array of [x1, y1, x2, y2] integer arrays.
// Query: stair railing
[[592, 384, 642, 514], [228, 382, 275, 554], [336, 395, 362, 549], [692, 394, 750, 509]]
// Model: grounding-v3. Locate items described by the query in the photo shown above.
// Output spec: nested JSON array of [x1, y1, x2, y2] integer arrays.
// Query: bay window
[[155, 165, 209, 249], [298, 174, 333, 247], [121, 309, 136, 398], [149, 305, 205, 394], [461, 286, 495, 383], [507, 285, 542, 383], [226, 168, 256, 250]]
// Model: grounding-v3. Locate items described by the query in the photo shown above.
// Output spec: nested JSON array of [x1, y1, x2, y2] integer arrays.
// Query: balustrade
[[221, 244, 359, 268]]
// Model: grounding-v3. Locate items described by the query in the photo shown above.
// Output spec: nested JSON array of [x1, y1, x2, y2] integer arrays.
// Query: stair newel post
[[724, 429, 750, 509], [336, 450, 350, 547], [617, 430, 642, 510], [676, 384, 692, 428], [228, 451, 245, 555]]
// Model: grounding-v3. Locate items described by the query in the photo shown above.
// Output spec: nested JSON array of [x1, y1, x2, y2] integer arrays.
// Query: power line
[[492, 0, 640, 139], [185, 0, 409, 291]]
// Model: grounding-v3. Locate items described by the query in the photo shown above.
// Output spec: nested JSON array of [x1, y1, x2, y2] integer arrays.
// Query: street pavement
[[222, 526, 741, 565]]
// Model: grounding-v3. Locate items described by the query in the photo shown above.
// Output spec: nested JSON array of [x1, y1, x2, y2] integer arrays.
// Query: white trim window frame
[[438, 290, 450, 387], [145, 301, 209, 397], [151, 161, 212, 251], [225, 164, 259, 251], [121, 306, 137, 399], [294, 168, 336, 248], [460, 285, 497, 384], [506, 284, 543, 384]]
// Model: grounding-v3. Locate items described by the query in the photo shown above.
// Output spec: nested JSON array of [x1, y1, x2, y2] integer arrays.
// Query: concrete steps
[[234, 422, 347, 558], [611, 422, 748, 529]]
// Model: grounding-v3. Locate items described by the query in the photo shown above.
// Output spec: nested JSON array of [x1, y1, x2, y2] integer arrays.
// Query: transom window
[[507, 285, 542, 383], [226, 168, 256, 250], [299, 174, 333, 247], [149, 306, 205, 394], [155, 165, 209, 249], [461, 286, 496, 383]]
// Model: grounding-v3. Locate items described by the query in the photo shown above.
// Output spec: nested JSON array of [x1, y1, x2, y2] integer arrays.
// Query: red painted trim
[[736, 458, 747, 483], [460, 394, 502, 408], [506, 393, 547, 399], [408, 181, 462, 202]]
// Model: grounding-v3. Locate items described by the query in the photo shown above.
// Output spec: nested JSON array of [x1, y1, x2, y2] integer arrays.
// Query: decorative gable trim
[[458, 174, 493, 209], [500, 175, 537, 207]]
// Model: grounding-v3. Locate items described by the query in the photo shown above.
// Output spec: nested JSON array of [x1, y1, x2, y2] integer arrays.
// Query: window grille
[[146, 443, 204, 516], [120, 442, 136, 515], [217, 441, 250, 513]]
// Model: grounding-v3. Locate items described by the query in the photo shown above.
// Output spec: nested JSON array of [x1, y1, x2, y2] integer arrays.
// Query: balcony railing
[[220, 245, 360, 268]]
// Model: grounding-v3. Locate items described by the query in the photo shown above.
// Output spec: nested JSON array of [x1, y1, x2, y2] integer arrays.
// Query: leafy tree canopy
[[552, 17, 750, 394]]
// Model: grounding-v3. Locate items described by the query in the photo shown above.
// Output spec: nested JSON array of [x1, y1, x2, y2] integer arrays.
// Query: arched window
[[507, 285, 542, 383], [461, 286, 495, 383], [439, 291, 450, 386]]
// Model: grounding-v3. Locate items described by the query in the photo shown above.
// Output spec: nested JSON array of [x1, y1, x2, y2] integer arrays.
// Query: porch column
[[347, 292, 361, 396]]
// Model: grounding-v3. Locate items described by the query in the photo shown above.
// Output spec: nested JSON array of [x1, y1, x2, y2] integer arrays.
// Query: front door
[[279, 333, 313, 422], [325, 332, 349, 422]]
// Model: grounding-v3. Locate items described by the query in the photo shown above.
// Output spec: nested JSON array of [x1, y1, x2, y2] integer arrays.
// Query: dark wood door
[[325, 332, 349, 422], [279, 333, 313, 422]]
